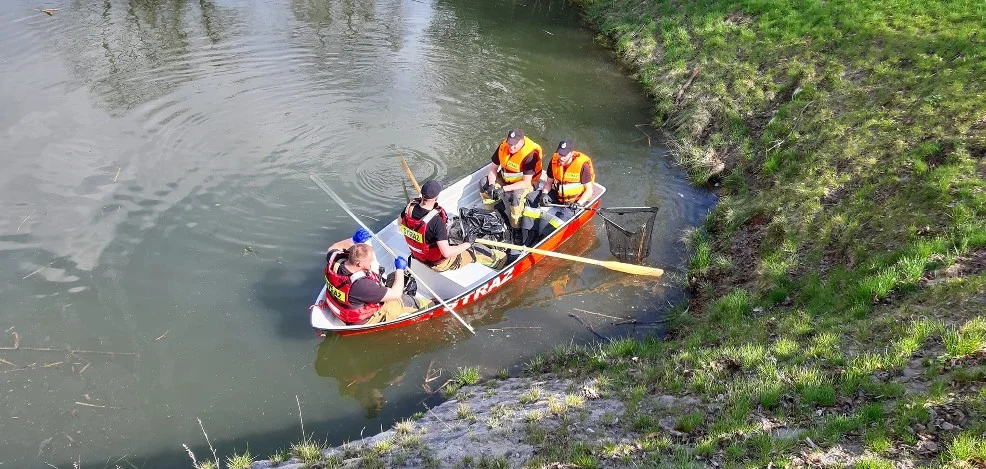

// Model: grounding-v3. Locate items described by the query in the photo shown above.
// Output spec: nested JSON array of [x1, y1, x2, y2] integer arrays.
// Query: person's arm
[[379, 270, 405, 302], [378, 256, 408, 302], [576, 182, 595, 206], [438, 239, 471, 258], [327, 239, 354, 252], [326, 228, 371, 254], [429, 216, 470, 258], [487, 150, 500, 185], [574, 161, 595, 206]]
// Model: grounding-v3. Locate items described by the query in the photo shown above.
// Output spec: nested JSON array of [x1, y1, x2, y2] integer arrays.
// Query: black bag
[[385, 270, 417, 297], [448, 208, 509, 244]]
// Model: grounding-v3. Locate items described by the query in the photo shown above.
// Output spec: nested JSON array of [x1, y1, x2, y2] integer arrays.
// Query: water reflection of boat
[[310, 163, 606, 335], [313, 329, 448, 418], [312, 227, 599, 417]]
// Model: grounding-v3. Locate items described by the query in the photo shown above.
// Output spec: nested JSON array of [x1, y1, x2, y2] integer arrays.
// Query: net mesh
[[599, 207, 659, 264]]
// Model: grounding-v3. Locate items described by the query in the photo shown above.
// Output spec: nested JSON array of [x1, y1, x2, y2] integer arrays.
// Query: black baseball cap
[[506, 128, 524, 146], [421, 180, 442, 199], [556, 139, 574, 157]]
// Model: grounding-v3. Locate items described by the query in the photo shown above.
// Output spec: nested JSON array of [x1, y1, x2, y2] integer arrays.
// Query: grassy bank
[[534, 0, 986, 466]]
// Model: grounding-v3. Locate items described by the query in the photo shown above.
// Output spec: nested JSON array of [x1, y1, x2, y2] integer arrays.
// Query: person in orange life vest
[[478, 128, 544, 243], [323, 232, 419, 325], [401, 180, 507, 272], [531, 139, 596, 240]]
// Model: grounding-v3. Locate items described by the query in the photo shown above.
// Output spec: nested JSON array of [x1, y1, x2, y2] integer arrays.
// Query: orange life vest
[[399, 200, 449, 265], [550, 151, 595, 203], [496, 137, 543, 183], [323, 251, 383, 324]]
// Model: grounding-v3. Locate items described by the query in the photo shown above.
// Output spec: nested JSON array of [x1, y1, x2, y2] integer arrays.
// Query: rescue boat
[[310, 163, 606, 336]]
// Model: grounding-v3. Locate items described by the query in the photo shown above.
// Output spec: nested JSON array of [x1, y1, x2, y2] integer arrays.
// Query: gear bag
[[448, 207, 509, 244]]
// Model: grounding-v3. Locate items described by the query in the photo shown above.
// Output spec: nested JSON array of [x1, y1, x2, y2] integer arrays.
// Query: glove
[[394, 256, 408, 270], [492, 186, 505, 201], [568, 202, 583, 211], [351, 228, 372, 244], [535, 191, 546, 207]]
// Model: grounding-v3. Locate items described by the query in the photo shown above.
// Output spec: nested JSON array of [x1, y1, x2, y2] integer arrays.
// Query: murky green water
[[0, 0, 714, 466]]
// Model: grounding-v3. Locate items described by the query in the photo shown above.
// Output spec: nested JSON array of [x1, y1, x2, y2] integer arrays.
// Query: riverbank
[[195, 0, 985, 467]]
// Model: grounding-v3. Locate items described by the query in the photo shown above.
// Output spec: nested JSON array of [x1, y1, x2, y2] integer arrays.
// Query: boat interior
[[312, 163, 606, 330]]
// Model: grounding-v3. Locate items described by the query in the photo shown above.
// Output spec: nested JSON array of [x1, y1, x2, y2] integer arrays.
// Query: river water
[[0, 0, 714, 466]]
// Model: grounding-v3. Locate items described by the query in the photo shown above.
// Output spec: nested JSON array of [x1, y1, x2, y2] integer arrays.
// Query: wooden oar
[[399, 153, 422, 194], [309, 174, 476, 335], [474, 238, 665, 277]]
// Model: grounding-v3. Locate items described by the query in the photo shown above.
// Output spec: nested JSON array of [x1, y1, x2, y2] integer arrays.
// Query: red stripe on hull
[[330, 201, 600, 336]]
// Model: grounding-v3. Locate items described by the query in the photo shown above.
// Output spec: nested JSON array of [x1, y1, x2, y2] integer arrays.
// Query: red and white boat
[[310, 163, 606, 336]]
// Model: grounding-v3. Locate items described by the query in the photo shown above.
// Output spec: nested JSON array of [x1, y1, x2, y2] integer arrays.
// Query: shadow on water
[[254, 260, 327, 341]]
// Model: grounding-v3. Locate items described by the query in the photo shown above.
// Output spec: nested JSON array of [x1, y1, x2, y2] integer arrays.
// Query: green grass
[[675, 412, 704, 433], [519, 385, 541, 404], [393, 418, 414, 434], [944, 317, 986, 357], [290, 438, 325, 467], [224, 449, 253, 469], [550, 0, 986, 465], [266, 447, 289, 466], [456, 403, 474, 421], [444, 366, 483, 397], [945, 433, 986, 464]]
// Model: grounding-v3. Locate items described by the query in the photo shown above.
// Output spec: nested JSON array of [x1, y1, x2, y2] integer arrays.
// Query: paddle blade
[[599, 260, 665, 277]]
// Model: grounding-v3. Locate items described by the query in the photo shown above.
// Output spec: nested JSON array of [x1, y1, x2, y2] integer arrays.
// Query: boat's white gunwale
[[311, 175, 607, 333]]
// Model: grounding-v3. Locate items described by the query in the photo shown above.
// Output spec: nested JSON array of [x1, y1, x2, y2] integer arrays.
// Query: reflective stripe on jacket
[[323, 251, 383, 324], [497, 137, 543, 183], [550, 151, 594, 203], [399, 200, 449, 265]]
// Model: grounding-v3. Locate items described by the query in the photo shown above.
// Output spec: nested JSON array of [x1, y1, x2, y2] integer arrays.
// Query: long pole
[[474, 239, 665, 277], [309, 174, 475, 335], [399, 154, 422, 194]]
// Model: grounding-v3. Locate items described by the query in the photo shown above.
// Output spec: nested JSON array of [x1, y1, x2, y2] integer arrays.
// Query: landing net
[[599, 207, 659, 264]]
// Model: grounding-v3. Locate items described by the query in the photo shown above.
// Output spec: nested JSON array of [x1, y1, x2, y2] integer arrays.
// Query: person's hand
[[568, 201, 583, 211], [351, 228, 372, 244], [465, 231, 477, 245], [394, 256, 408, 270], [492, 186, 505, 201], [535, 191, 546, 206]]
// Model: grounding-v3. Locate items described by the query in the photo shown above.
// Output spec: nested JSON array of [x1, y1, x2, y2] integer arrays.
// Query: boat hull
[[312, 198, 601, 336]]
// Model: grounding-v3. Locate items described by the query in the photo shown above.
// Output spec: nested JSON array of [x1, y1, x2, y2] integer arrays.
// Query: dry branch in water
[[40, 8, 58, 15], [17, 210, 35, 232], [573, 308, 630, 322], [296, 395, 305, 439], [633, 124, 653, 146], [75, 401, 122, 410], [21, 262, 54, 280], [0, 330, 20, 350]]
